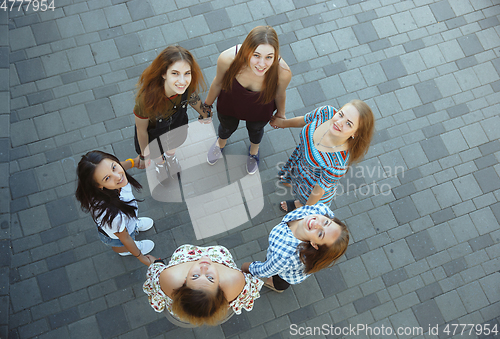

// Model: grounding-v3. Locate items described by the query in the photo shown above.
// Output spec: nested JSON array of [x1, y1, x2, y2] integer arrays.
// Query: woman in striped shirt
[[270, 100, 375, 212]]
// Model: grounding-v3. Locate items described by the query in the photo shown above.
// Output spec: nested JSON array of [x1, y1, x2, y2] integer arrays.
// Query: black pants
[[272, 275, 291, 291], [134, 111, 188, 159], [217, 113, 268, 145]]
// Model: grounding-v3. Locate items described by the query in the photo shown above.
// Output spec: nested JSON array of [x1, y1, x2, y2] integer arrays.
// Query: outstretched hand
[[241, 262, 251, 273], [142, 254, 157, 266], [270, 115, 286, 129]]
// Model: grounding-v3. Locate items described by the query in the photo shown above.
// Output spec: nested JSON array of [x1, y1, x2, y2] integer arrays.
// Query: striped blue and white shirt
[[249, 203, 335, 285]]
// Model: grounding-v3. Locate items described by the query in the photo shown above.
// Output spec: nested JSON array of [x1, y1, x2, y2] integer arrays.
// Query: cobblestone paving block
[[45, 195, 79, 227], [470, 207, 499, 235], [66, 45, 96, 70], [453, 174, 483, 201], [9, 167, 38, 200], [296, 81, 326, 107], [204, 9, 232, 32], [491, 201, 500, 224], [412, 298, 446, 330], [10, 277, 43, 313], [434, 290, 468, 323], [457, 281, 490, 313], [474, 167, 500, 194], [67, 316, 102, 339], [18, 204, 51, 236], [443, 257, 468, 277], [15, 58, 46, 83], [479, 272, 500, 304], [414, 79, 443, 105], [389, 196, 420, 225], [48, 307, 79, 330], [56, 14, 85, 39], [314, 265, 347, 297], [37, 267, 72, 301], [383, 241, 414, 272], [65, 258, 99, 291], [406, 230, 437, 262], [126, 0, 154, 21]]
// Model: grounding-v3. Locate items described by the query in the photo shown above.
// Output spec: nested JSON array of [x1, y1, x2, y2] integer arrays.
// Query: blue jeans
[[98, 220, 138, 247]]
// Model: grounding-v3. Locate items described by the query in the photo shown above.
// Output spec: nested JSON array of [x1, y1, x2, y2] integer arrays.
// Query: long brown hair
[[345, 99, 375, 165], [297, 217, 349, 274], [221, 25, 280, 104], [136, 46, 206, 119], [171, 284, 229, 326]]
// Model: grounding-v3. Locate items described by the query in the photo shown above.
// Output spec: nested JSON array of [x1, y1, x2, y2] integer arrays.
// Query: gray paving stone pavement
[[3, 0, 500, 338]]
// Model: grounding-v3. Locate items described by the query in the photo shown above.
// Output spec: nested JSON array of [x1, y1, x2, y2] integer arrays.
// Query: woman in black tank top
[[204, 26, 292, 175]]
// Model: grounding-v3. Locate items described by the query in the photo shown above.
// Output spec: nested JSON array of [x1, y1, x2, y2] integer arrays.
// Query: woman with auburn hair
[[134, 45, 210, 181], [75, 151, 156, 265], [205, 25, 292, 174], [241, 203, 349, 292], [270, 100, 375, 212], [143, 245, 263, 327]]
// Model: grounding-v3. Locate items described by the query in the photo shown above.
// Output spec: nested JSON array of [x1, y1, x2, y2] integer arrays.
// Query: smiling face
[[329, 103, 361, 141], [92, 158, 128, 190], [299, 214, 342, 249], [185, 257, 220, 293], [248, 44, 275, 77], [162, 60, 192, 97]]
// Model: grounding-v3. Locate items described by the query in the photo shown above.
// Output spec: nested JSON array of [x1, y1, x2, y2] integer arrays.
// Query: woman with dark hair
[[205, 25, 292, 174], [75, 150, 156, 265], [241, 203, 349, 292], [270, 100, 375, 212], [143, 245, 263, 327], [134, 45, 210, 179]]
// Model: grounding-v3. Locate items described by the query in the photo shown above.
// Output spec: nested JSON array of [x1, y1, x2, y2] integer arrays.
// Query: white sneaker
[[137, 217, 154, 232], [119, 240, 155, 256]]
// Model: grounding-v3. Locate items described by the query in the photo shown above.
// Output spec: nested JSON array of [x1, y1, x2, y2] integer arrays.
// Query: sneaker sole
[[207, 157, 220, 165]]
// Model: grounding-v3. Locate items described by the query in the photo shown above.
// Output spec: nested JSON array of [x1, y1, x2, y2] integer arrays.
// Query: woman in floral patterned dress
[[143, 244, 263, 327]]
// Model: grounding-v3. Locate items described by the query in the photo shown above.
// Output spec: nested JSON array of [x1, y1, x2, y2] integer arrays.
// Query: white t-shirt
[[95, 183, 138, 239]]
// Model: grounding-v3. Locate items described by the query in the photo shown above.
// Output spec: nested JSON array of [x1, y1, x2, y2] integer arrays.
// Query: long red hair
[[136, 46, 206, 119], [345, 99, 375, 165], [221, 26, 280, 104]]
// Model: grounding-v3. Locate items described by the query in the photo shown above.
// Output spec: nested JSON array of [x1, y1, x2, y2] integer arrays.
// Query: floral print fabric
[[143, 245, 263, 316]]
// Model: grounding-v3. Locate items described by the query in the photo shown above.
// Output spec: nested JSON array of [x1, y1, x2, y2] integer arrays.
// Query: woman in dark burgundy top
[[204, 26, 292, 174]]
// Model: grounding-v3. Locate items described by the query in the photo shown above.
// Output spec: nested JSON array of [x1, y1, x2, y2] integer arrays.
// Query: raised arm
[[204, 46, 235, 106], [119, 155, 140, 170], [273, 59, 292, 119], [305, 184, 325, 205], [134, 117, 150, 168], [270, 115, 307, 129], [247, 251, 290, 278], [188, 92, 212, 122], [115, 230, 156, 266]]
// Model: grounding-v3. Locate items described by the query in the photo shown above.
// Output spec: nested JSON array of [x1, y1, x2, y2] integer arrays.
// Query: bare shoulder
[[278, 57, 291, 72], [218, 45, 238, 67], [277, 58, 292, 86], [278, 58, 292, 80], [220, 269, 246, 302], [159, 266, 185, 297]]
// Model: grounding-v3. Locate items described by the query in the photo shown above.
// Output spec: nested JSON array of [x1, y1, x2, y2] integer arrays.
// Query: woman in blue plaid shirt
[[241, 203, 349, 292]]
